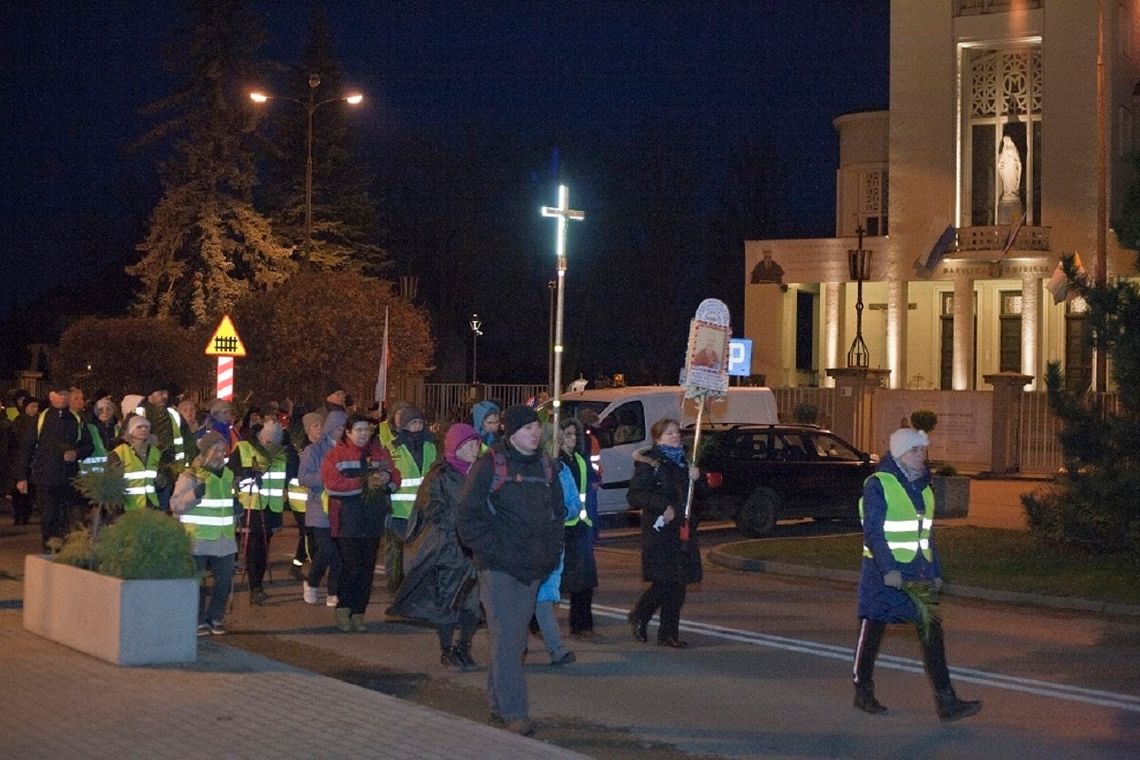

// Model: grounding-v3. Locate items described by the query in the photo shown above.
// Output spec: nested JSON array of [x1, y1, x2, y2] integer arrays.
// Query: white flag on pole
[[375, 307, 390, 406]]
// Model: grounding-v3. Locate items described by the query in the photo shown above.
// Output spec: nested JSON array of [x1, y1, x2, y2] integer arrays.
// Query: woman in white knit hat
[[851, 426, 983, 723]]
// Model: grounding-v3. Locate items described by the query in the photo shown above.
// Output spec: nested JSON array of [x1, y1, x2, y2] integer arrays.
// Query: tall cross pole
[[541, 184, 584, 451]]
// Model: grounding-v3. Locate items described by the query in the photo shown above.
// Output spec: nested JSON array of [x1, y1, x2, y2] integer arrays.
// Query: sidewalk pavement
[[0, 525, 586, 760]]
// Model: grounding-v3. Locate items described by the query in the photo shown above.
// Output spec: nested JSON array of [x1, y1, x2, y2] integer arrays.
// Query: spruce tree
[[1024, 255, 1140, 552], [258, 9, 388, 274], [129, 0, 292, 326]]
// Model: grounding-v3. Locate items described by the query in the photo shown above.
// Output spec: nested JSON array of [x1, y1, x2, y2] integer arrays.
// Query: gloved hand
[[193, 482, 207, 500], [933, 576, 943, 592], [883, 570, 903, 589]]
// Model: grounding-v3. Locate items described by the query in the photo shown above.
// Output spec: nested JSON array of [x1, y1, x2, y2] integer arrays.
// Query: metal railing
[[412, 383, 550, 425], [955, 0, 1042, 16], [772, 387, 836, 427]]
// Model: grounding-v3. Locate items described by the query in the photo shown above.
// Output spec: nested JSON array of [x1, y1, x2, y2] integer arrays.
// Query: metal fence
[[770, 385, 1120, 475], [412, 383, 550, 424], [771, 387, 836, 427]]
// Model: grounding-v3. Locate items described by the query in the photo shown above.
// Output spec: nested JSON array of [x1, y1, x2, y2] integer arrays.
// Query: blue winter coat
[[537, 464, 579, 603], [856, 453, 943, 622]]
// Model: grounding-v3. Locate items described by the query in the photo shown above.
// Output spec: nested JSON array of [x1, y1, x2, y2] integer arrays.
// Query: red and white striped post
[[216, 356, 235, 401]]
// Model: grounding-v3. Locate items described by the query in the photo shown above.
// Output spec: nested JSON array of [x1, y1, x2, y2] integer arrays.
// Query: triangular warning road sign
[[204, 315, 247, 357]]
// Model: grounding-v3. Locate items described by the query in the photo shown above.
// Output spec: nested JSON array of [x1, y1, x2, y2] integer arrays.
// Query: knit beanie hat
[[197, 431, 226, 454], [889, 428, 929, 459], [126, 415, 151, 437], [501, 404, 539, 438], [301, 411, 325, 430], [397, 406, 425, 430]]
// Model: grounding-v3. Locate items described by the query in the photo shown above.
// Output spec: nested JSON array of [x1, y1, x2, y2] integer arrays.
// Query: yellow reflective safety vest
[[78, 423, 108, 477], [233, 441, 287, 513], [859, 471, 934, 564], [287, 477, 308, 513], [111, 442, 162, 511], [562, 452, 592, 527], [179, 467, 236, 542], [387, 441, 437, 520]]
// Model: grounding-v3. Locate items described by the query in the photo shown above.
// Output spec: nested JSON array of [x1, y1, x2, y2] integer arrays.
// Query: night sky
[[3, 1, 889, 351]]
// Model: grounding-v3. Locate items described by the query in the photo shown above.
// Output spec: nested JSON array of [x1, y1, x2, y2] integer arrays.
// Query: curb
[[708, 545, 1140, 618]]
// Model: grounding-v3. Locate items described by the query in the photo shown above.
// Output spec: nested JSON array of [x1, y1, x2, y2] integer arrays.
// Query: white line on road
[[592, 604, 1140, 713]]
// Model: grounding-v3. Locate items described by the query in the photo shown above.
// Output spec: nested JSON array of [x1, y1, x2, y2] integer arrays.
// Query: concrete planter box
[[932, 475, 970, 518], [23, 554, 198, 666]]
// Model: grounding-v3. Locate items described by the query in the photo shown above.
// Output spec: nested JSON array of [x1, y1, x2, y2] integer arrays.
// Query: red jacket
[[321, 438, 401, 538]]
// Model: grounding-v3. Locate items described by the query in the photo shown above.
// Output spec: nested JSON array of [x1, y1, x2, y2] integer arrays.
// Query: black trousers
[[292, 509, 309, 563], [240, 509, 272, 591], [37, 483, 77, 550], [631, 580, 687, 641], [306, 526, 341, 595], [12, 486, 35, 525], [569, 587, 595, 633], [853, 617, 951, 691], [335, 536, 380, 615]]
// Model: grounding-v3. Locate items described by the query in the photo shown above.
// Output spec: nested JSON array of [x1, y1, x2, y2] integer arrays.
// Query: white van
[[555, 385, 778, 518]]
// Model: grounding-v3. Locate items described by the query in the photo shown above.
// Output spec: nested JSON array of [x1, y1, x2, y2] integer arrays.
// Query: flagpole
[[375, 307, 389, 408]]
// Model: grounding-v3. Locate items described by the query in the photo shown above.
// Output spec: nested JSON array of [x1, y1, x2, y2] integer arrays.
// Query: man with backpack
[[457, 404, 564, 737]]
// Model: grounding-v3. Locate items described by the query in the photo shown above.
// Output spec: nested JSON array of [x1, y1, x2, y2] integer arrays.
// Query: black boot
[[628, 612, 648, 643], [934, 687, 982, 722], [854, 681, 887, 714], [453, 640, 477, 671], [440, 645, 462, 671]]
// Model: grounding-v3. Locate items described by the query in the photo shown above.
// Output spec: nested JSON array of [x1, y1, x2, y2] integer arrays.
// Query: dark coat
[[456, 440, 564, 584], [627, 446, 702, 584], [387, 460, 480, 624], [19, 407, 93, 486], [856, 453, 942, 622], [559, 445, 598, 593]]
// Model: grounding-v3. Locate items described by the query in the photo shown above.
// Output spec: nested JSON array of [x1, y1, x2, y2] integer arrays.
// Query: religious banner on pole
[[678, 298, 731, 537], [681, 298, 731, 396]]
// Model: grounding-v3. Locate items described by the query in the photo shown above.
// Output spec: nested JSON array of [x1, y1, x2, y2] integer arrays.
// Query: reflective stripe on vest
[[168, 408, 187, 463], [112, 443, 161, 510], [179, 469, 236, 542], [563, 452, 592, 527], [388, 442, 437, 520], [234, 441, 287, 513], [859, 471, 934, 564], [287, 477, 308, 512]]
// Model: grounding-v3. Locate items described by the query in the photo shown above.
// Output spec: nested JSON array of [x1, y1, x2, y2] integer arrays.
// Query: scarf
[[658, 444, 687, 468]]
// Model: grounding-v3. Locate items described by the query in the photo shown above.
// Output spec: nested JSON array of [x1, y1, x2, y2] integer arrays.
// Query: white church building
[[744, 0, 1139, 393]]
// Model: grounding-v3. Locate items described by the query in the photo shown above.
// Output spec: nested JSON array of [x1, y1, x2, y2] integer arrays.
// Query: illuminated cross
[[541, 184, 584, 450]]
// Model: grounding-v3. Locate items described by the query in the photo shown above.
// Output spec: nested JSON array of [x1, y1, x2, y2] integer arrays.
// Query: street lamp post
[[846, 225, 873, 368], [250, 75, 363, 267], [470, 313, 483, 385], [547, 279, 556, 392]]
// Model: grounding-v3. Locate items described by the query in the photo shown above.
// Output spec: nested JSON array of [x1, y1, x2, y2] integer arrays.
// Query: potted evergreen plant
[[23, 467, 200, 665], [909, 410, 970, 518]]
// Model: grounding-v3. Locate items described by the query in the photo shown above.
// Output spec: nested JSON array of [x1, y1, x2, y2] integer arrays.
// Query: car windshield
[[558, 400, 609, 433]]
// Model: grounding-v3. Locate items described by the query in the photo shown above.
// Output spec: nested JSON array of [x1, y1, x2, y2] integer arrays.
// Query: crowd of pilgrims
[[0, 382, 602, 664]]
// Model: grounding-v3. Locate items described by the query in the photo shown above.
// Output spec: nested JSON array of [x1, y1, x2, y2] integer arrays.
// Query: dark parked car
[[686, 424, 876, 537]]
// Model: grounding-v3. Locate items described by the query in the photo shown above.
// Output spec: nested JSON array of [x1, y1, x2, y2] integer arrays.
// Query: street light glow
[[344, 94, 364, 105], [249, 92, 268, 103]]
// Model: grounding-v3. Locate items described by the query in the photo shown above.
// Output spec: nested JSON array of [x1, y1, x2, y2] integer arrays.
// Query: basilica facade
[[745, 0, 1140, 392]]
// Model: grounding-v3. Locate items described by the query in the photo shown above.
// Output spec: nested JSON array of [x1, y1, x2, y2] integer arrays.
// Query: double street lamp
[[250, 74, 363, 267]]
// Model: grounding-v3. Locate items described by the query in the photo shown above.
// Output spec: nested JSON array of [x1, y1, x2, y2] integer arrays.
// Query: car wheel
[[735, 488, 779, 538]]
